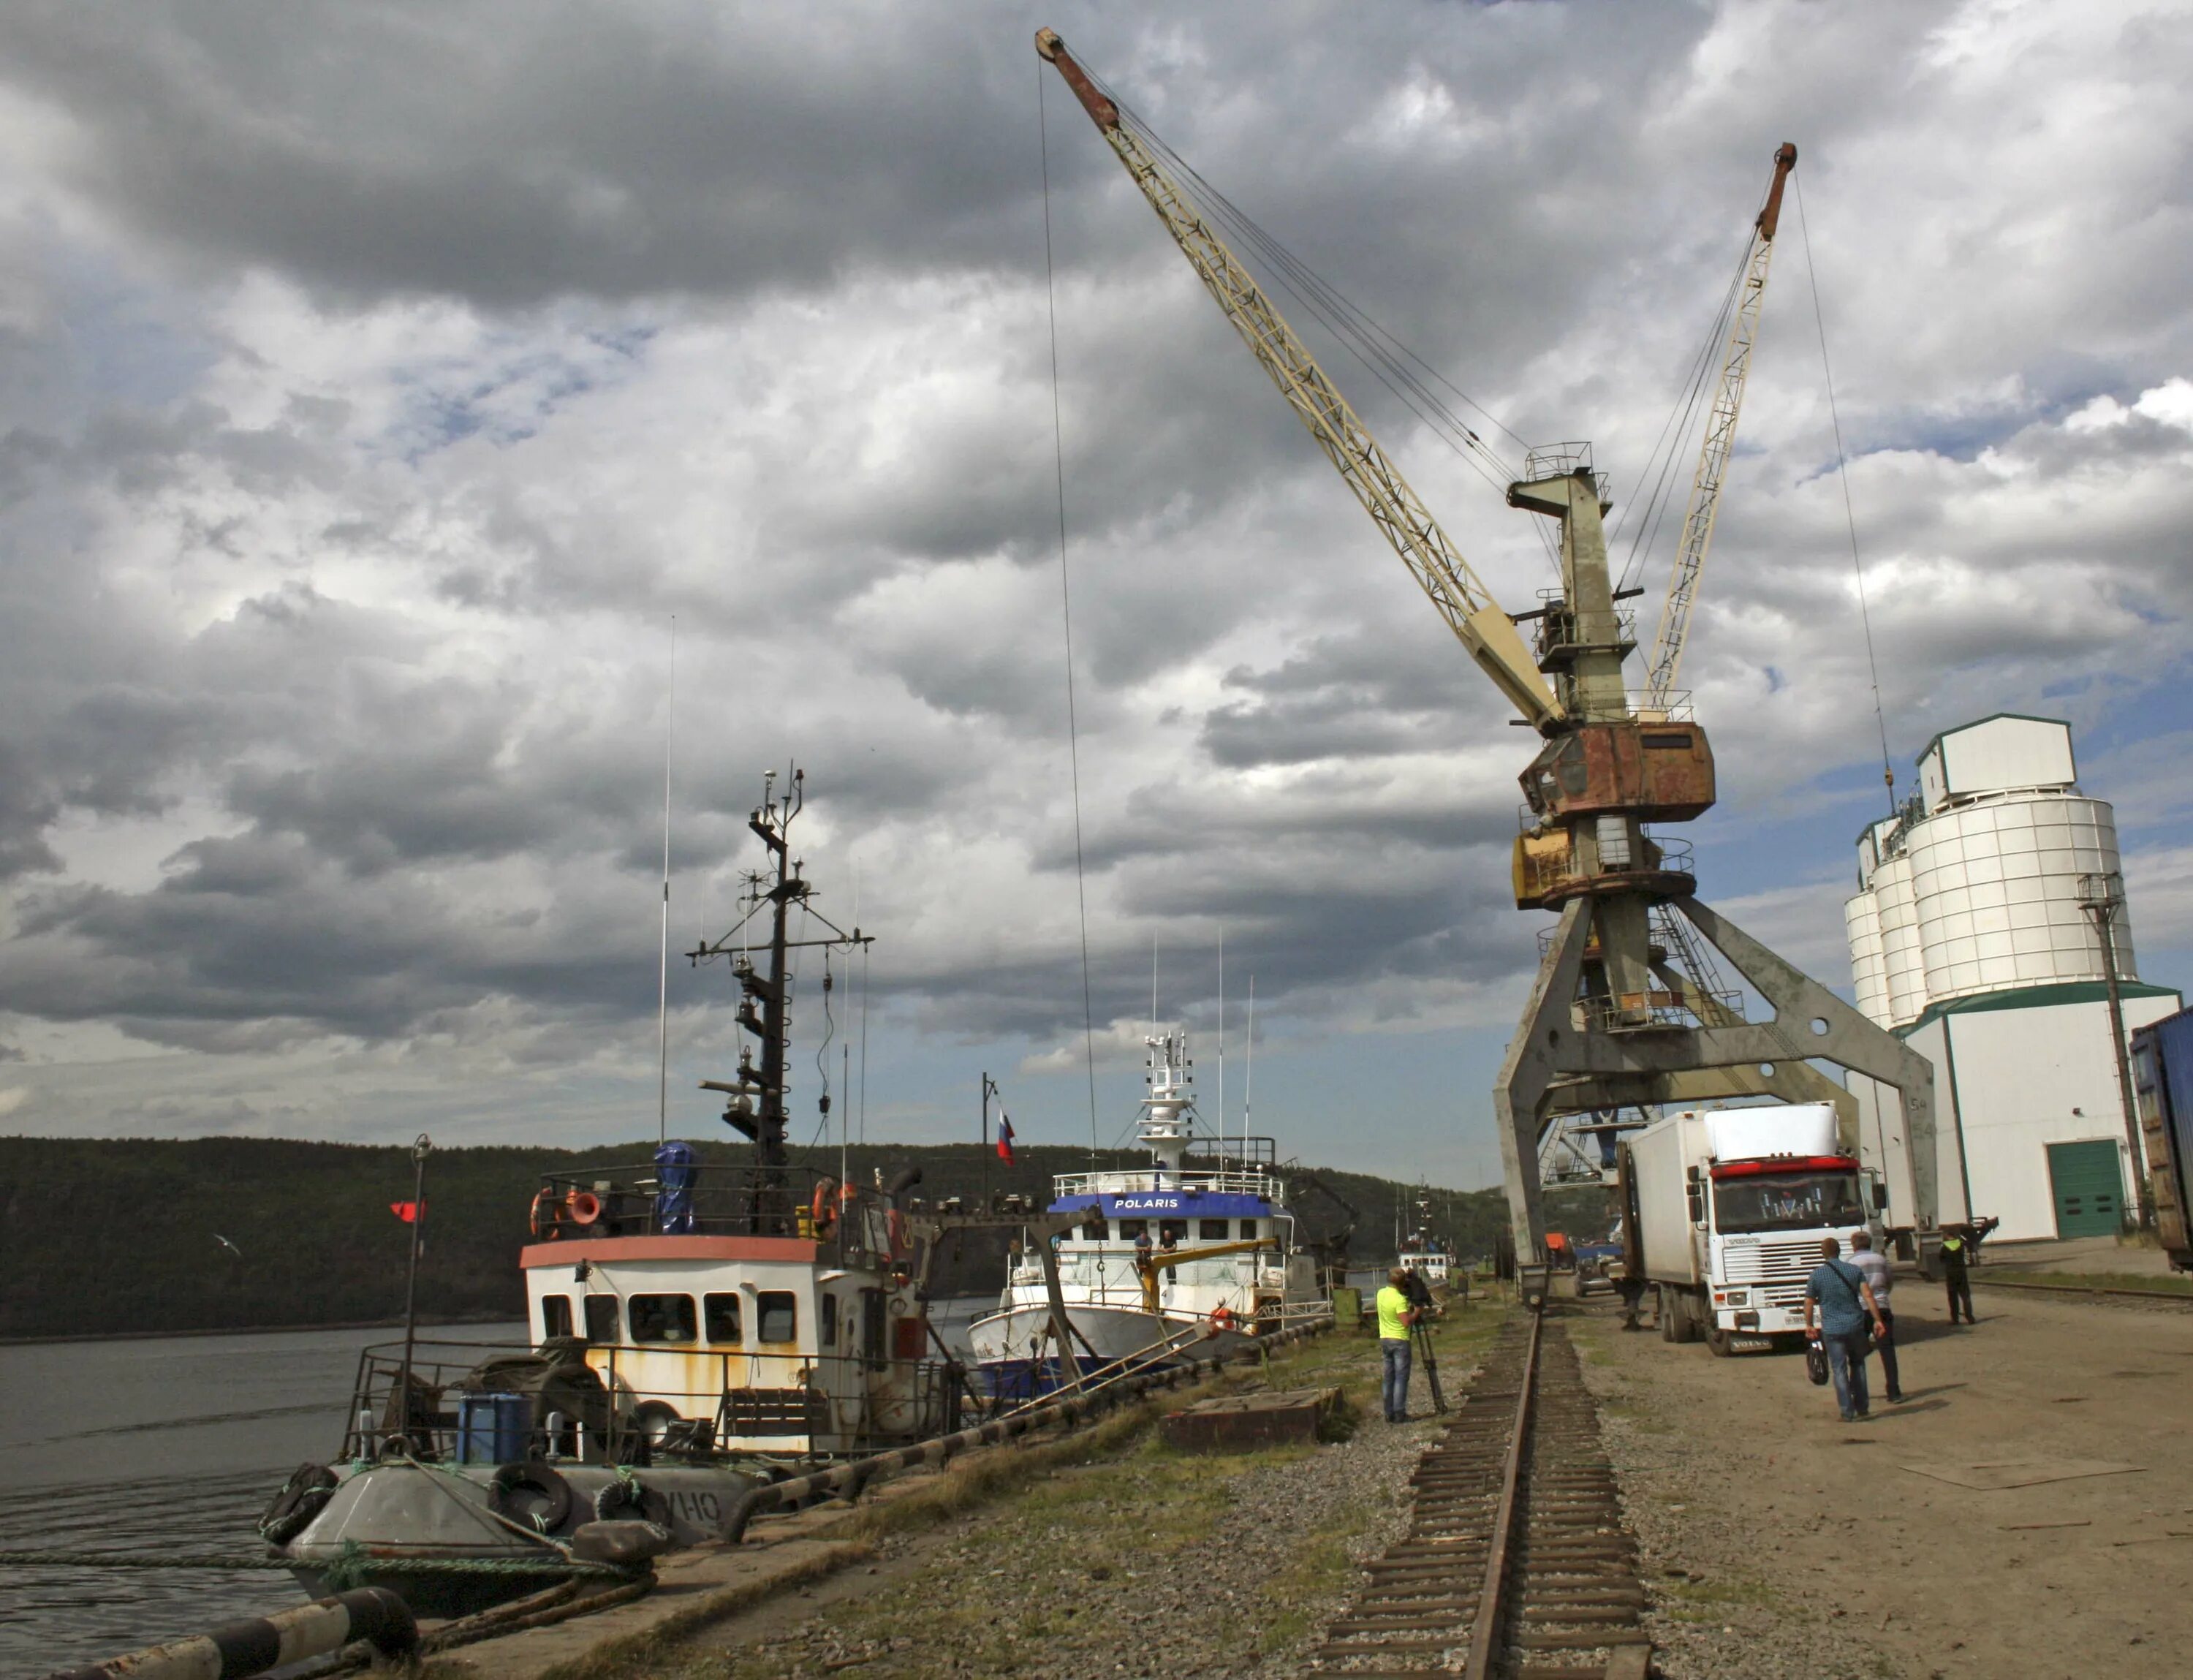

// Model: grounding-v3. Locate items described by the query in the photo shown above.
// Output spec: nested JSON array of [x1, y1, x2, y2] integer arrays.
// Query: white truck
[[1617, 1102, 1884, 1356]]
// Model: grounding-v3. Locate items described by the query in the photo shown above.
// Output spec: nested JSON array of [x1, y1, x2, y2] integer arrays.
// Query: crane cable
[[1087, 72, 1567, 575], [1793, 173, 1896, 812], [1039, 64, 1105, 1169], [1611, 224, 1755, 597]]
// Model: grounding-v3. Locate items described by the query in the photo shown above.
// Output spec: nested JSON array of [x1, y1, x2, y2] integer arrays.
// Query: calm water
[[0, 1323, 521, 1674], [0, 1303, 994, 1673]]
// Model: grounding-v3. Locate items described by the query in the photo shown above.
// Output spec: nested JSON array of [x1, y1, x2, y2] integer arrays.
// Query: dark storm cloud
[[5, 1, 2193, 1143]]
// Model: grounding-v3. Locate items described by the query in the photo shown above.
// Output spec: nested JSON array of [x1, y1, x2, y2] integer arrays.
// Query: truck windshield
[[1713, 1170, 1863, 1234]]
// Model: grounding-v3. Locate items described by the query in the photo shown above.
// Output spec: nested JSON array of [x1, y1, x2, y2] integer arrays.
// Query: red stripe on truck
[[1708, 1155, 1856, 1179]]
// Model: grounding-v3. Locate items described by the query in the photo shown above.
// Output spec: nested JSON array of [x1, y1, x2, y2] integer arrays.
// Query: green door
[[2047, 1140, 2126, 1237]]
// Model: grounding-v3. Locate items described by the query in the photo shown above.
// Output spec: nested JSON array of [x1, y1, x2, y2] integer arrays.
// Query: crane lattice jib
[[1643, 144, 1797, 714], [1037, 31, 1562, 733]]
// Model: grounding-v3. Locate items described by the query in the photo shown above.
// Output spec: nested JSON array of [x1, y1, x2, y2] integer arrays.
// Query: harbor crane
[[1037, 30, 1942, 1265], [1642, 143, 1797, 716]]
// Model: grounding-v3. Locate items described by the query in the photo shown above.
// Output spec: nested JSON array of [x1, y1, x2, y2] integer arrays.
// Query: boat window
[[820, 1292, 838, 1347], [1081, 1218, 1108, 1240], [1238, 1219, 1260, 1241], [861, 1290, 886, 1365], [539, 1295, 575, 1340], [757, 1290, 798, 1343], [703, 1292, 742, 1344], [1159, 1220, 1186, 1246], [583, 1294, 621, 1345], [1197, 1219, 1229, 1241], [1119, 1219, 1148, 1240], [628, 1293, 698, 1344]]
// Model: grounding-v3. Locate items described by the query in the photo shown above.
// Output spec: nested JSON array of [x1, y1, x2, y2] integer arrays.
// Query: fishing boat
[[965, 1027, 1325, 1399], [1396, 1185, 1455, 1287], [264, 770, 963, 1614]]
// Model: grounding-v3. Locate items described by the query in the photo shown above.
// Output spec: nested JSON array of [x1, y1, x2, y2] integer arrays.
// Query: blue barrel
[[455, 1392, 531, 1464]]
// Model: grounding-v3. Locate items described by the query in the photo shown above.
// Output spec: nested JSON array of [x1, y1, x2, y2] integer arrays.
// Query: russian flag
[[996, 1115, 1016, 1166]]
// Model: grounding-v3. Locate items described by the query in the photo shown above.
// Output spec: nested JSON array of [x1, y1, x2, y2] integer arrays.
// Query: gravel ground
[[647, 1314, 1500, 1680], [1569, 1306, 1899, 1680]]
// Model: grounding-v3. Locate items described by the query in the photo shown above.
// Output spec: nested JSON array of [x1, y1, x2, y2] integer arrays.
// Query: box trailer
[[1618, 1102, 1885, 1355], [2129, 1008, 2193, 1271]]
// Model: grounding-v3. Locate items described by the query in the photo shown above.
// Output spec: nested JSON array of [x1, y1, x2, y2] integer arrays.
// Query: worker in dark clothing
[[1940, 1227, 1977, 1325]]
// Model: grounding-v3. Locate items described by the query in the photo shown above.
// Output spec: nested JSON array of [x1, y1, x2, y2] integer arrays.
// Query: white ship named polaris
[[967, 1027, 1323, 1397]]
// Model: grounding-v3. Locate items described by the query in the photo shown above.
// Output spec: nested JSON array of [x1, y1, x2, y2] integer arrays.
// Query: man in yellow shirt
[[1376, 1268, 1420, 1423]]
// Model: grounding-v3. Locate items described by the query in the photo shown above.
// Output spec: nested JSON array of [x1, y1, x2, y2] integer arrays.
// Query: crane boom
[[1035, 29, 1563, 733], [1641, 143, 1797, 714]]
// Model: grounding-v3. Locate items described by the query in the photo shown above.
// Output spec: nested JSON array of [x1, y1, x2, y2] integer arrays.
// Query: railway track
[[1312, 1306, 1648, 1680], [1969, 1275, 2193, 1305]]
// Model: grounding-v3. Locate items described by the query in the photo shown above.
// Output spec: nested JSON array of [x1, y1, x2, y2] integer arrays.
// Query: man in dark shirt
[[1803, 1236, 1888, 1423]]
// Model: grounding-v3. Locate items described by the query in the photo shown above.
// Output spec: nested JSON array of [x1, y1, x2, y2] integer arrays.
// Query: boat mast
[[691, 765, 871, 1236]]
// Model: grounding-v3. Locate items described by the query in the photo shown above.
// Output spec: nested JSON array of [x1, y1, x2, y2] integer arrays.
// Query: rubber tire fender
[[260, 1461, 341, 1545], [594, 1475, 672, 1526], [488, 1460, 575, 1534]]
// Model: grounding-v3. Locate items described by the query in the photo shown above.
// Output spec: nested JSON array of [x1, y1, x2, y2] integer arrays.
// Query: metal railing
[[1049, 1165, 1281, 1199], [529, 1161, 898, 1260], [338, 1336, 966, 1468]]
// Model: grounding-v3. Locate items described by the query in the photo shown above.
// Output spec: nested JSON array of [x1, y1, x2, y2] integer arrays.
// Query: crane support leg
[[1493, 899, 1593, 1257], [1493, 894, 1936, 1265]]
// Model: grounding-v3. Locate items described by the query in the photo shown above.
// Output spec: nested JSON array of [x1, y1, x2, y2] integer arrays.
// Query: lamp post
[[2078, 874, 2150, 1230]]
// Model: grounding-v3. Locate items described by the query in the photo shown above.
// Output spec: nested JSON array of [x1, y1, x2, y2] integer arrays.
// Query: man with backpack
[[1803, 1236, 1889, 1423]]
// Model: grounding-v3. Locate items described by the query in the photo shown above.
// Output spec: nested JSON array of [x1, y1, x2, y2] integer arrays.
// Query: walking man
[[1803, 1236, 1887, 1423], [1845, 1230, 1902, 1402], [1376, 1267, 1420, 1423], [1941, 1227, 1977, 1325]]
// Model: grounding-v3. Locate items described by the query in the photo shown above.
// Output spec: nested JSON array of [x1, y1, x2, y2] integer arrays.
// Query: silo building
[[1844, 716, 2179, 1242]]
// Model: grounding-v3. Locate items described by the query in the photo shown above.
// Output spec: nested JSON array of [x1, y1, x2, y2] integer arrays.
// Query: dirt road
[[1570, 1281, 2193, 1679]]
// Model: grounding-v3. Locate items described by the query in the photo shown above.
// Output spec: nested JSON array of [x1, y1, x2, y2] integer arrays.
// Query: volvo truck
[[1618, 1103, 1885, 1355]]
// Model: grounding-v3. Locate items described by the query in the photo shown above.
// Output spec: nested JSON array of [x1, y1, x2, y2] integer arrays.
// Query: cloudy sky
[[3, 0, 2190, 1187]]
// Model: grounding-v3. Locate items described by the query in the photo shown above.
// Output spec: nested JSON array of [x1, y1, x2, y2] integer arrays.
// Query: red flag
[[390, 1201, 423, 1223], [996, 1116, 1015, 1166]]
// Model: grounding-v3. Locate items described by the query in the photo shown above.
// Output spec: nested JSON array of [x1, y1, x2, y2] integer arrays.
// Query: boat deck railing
[[341, 1334, 972, 1466], [1051, 1165, 1283, 1199], [529, 1161, 900, 1257]]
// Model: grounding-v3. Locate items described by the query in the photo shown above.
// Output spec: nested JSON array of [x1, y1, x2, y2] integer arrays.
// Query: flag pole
[[396, 1132, 431, 1448]]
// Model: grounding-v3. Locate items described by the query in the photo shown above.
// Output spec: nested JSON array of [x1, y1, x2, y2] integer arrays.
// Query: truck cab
[[1623, 1103, 1885, 1354]]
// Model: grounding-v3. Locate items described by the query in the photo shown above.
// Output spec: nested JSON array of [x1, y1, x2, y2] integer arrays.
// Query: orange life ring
[[567, 1190, 603, 1227], [529, 1188, 561, 1241], [811, 1179, 840, 1233]]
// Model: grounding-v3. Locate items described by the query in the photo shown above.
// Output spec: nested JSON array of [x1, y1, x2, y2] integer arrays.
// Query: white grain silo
[[1846, 716, 2181, 1241], [1844, 888, 1889, 1027], [1874, 853, 1927, 1029]]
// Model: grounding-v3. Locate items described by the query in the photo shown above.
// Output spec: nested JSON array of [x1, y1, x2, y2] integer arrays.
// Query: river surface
[[0, 1302, 996, 1674]]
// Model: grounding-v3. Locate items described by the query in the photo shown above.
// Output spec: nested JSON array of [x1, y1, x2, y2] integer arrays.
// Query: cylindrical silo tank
[[1874, 854, 1926, 1026], [1906, 791, 2135, 1004], [1844, 889, 1890, 1026]]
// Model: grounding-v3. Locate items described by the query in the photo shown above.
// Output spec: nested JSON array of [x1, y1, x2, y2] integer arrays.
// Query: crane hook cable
[[1038, 62, 1105, 1168], [1794, 172, 1897, 812], [1085, 66, 1567, 575]]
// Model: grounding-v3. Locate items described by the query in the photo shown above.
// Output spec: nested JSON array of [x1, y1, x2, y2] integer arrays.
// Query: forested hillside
[[0, 1135, 1609, 1339]]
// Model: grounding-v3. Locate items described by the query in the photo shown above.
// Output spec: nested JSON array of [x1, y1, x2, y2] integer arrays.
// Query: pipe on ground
[[42, 1589, 415, 1680]]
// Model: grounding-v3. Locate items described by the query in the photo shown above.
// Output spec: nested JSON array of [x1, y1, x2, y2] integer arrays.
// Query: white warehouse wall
[[1852, 986, 2181, 1241]]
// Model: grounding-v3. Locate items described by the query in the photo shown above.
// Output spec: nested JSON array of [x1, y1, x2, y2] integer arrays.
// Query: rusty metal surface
[[1156, 1386, 1341, 1454]]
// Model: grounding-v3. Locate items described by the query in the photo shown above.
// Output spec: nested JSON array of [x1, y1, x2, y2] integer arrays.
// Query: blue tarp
[[654, 1140, 698, 1234]]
